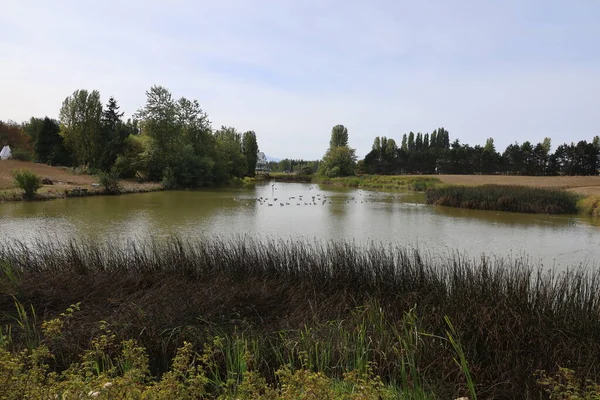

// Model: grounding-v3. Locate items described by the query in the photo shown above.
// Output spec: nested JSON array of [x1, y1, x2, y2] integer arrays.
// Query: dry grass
[[431, 174, 600, 195], [0, 160, 95, 189], [0, 160, 161, 200]]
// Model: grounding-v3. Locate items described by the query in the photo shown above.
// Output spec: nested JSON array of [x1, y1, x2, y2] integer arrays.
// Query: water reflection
[[0, 183, 598, 271]]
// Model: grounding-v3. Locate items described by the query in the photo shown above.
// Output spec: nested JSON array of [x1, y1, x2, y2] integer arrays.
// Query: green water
[[0, 182, 598, 270]]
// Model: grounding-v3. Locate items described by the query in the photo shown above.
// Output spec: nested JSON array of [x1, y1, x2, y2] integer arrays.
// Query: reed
[[1, 237, 600, 398], [426, 184, 581, 214]]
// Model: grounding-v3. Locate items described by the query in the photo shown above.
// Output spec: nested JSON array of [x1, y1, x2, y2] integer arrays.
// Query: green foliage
[[319, 125, 357, 177], [242, 131, 259, 177], [11, 169, 42, 200], [426, 184, 581, 214], [26, 117, 72, 166], [59, 89, 103, 168], [9, 148, 32, 161], [315, 174, 441, 191], [537, 368, 600, 400], [319, 146, 357, 177], [97, 169, 121, 194], [330, 124, 349, 148]]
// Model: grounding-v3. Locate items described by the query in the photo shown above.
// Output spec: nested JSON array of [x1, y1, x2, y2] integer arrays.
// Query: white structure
[[256, 151, 268, 171], [0, 145, 11, 160]]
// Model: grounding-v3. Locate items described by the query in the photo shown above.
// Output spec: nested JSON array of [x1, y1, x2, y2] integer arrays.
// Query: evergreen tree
[[242, 131, 259, 177]]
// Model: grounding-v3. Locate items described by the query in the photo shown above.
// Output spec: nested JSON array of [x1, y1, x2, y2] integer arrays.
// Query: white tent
[[0, 145, 11, 160]]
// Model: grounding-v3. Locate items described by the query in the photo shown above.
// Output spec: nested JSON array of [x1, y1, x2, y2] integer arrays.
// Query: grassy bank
[[315, 175, 441, 191], [426, 184, 582, 214], [2, 238, 600, 398], [268, 172, 313, 183]]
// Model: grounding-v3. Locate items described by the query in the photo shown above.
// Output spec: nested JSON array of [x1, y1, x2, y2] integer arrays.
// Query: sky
[[1, 1, 599, 160]]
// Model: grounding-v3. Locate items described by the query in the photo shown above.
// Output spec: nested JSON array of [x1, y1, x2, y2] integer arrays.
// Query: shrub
[[11, 169, 42, 200], [299, 165, 313, 175], [97, 169, 121, 194], [10, 148, 32, 161]]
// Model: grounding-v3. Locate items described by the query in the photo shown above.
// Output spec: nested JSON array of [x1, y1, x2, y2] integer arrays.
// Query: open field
[[433, 174, 600, 195], [0, 160, 161, 200]]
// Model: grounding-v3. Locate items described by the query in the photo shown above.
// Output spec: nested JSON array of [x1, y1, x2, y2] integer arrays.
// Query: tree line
[[317, 125, 599, 177], [0, 86, 260, 187]]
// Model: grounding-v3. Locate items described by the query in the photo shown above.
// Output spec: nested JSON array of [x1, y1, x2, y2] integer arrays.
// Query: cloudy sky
[[1, 0, 598, 159]]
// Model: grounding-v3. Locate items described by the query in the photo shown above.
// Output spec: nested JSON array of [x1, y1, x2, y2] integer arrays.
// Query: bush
[[299, 165, 313, 175], [11, 169, 42, 200], [10, 148, 32, 161], [97, 169, 121, 194]]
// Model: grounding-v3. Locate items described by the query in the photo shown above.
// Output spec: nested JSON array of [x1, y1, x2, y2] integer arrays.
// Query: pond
[[0, 182, 598, 271]]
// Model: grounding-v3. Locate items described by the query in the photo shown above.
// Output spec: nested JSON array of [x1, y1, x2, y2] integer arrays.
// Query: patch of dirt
[[0, 160, 95, 189]]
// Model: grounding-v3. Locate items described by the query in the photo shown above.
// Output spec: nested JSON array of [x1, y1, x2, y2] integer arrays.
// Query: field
[[0, 160, 161, 199], [433, 174, 600, 195]]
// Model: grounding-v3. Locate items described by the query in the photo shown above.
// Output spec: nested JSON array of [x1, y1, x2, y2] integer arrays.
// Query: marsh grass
[[426, 184, 582, 214], [1, 237, 600, 397], [315, 175, 441, 191]]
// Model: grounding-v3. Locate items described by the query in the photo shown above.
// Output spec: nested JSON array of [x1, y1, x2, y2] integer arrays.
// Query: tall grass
[[315, 175, 441, 191], [1, 237, 600, 397], [426, 184, 581, 214]]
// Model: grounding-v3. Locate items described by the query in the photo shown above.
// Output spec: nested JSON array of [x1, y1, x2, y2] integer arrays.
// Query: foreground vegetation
[[2, 238, 600, 398], [426, 184, 582, 214]]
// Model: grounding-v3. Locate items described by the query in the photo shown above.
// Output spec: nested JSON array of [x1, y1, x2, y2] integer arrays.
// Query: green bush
[[97, 169, 121, 194], [10, 148, 32, 161], [11, 169, 42, 200]]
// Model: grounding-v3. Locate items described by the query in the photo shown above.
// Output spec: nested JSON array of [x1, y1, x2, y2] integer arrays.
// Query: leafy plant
[[11, 169, 42, 200], [97, 169, 121, 194]]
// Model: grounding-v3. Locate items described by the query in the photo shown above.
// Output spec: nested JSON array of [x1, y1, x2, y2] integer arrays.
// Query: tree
[[401, 134, 408, 152], [415, 133, 423, 152], [242, 131, 259, 177], [214, 126, 246, 179], [27, 117, 71, 166], [135, 86, 183, 181], [99, 97, 132, 171], [320, 146, 357, 177], [329, 125, 349, 148], [408, 132, 415, 152], [483, 138, 495, 154], [59, 89, 103, 168], [0, 120, 32, 154], [319, 124, 356, 177]]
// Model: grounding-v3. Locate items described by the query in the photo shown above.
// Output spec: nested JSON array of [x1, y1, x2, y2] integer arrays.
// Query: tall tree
[[135, 86, 182, 180], [214, 126, 246, 179], [59, 89, 103, 167], [99, 97, 132, 171], [401, 134, 408, 152], [242, 131, 259, 177], [408, 132, 415, 152], [319, 124, 356, 177], [329, 125, 349, 148]]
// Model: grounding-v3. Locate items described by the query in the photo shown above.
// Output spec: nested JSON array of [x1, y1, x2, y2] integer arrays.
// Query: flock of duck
[[255, 192, 330, 206], [255, 187, 372, 207]]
